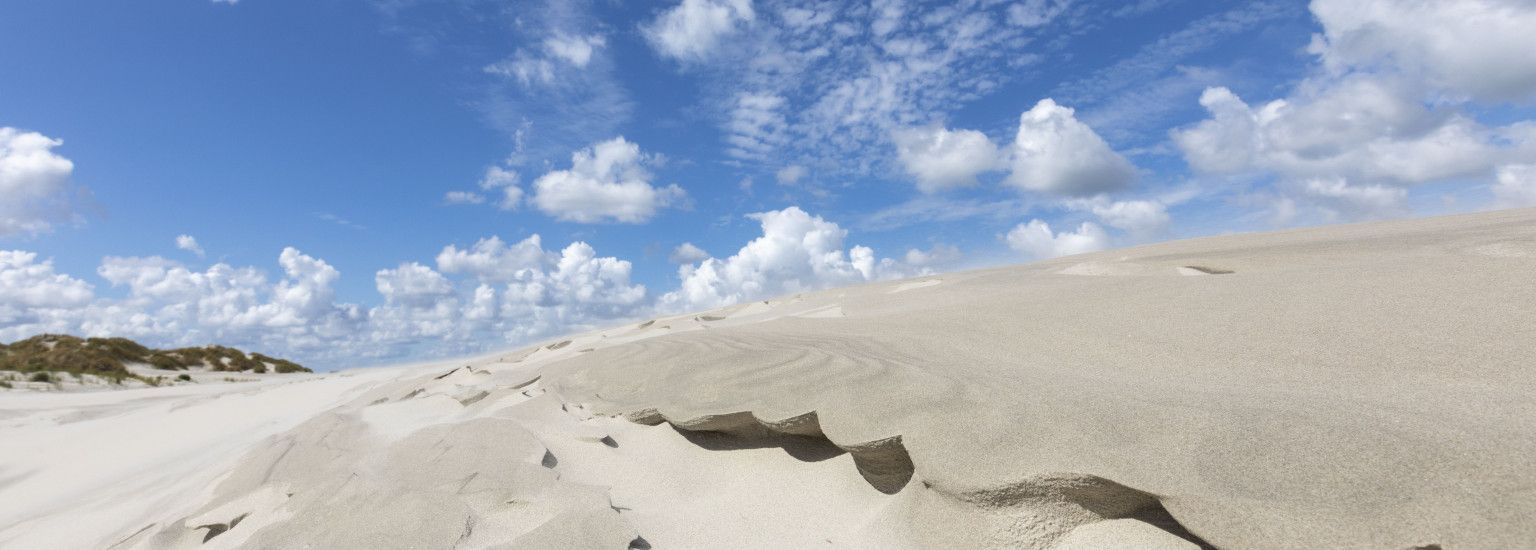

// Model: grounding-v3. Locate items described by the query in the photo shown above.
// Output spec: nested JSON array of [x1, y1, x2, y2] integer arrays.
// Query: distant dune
[[0, 335, 310, 391], [2, 208, 1533, 549]]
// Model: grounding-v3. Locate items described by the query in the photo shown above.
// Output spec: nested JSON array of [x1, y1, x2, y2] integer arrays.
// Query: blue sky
[[4, 0, 1536, 367]]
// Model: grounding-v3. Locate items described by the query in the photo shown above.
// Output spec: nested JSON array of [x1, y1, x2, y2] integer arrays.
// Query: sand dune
[[2, 208, 1534, 548]]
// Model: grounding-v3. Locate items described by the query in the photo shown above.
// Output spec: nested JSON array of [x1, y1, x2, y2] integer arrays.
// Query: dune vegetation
[[0, 334, 309, 383]]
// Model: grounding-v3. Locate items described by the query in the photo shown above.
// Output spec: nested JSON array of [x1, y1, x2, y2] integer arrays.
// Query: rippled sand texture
[[5, 208, 1533, 549]]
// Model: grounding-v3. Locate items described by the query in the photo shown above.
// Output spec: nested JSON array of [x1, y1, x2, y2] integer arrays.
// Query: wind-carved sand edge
[[616, 406, 1214, 548], [622, 408, 914, 494]]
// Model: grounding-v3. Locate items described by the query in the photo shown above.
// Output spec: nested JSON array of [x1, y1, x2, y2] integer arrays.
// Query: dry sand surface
[[2, 208, 1534, 549]]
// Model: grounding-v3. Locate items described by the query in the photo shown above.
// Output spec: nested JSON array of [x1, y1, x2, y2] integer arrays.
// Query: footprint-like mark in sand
[[506, 375, 542, 397], [195, 513, 249, 543], [559, 402, 594, 421], [457, 391, 490, 406]]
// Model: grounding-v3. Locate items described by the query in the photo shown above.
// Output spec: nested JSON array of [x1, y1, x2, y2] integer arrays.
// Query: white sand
[[3, 208, 1534, 549]]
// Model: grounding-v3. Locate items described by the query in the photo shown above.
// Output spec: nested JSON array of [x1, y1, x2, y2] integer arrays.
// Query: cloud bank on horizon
[[4, 0, 1536, 367]]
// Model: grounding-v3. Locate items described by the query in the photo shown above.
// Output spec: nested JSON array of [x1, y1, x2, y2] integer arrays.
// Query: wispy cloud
[[314, 212, 367, 231], [1053, 1, 1301, 106], [478, 1, 632, 167], [644, 1, 1046, 177], [856, 195, 1027, 232]]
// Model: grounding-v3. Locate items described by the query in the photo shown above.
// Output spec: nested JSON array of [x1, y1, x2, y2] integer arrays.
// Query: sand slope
[[3, 208, 1534, 549]]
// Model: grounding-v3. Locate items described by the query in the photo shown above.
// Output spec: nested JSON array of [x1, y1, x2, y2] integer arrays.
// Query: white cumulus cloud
[[1173, 78, 1534, 223], [902, 244, 962, 268], [1310, 0, 1536, 103], [643, 0, 755, 62], [531, 137, 685, 223], [661, 207, 915, 311], [1084, 199, 1172, 239], [369, 262, 458, 341], [518, 242, 647, 318], [1492, 164, 1536, 208], [479, 166, 524, 210], [250, 248, 347, 328], [175, 235, 205, 257], [368, 236, 650, 348], [1008, 99, 1137, 196], [436, 235, 549, 283], [0, 234, 663, 366], [1174, 81, 1513, 187], [82, 249, 364, 349], [1006, 219, 1110, 259], [375, 262, 454, 308], [443, 166, 523, 209], [0, 250, 93, 313], [1293, 177, 1407, 221], [1174, 0, 1536, 222], [893, 125, 1001, 193], [669, 242, 710, 264], [1, 127, 79, 236]]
